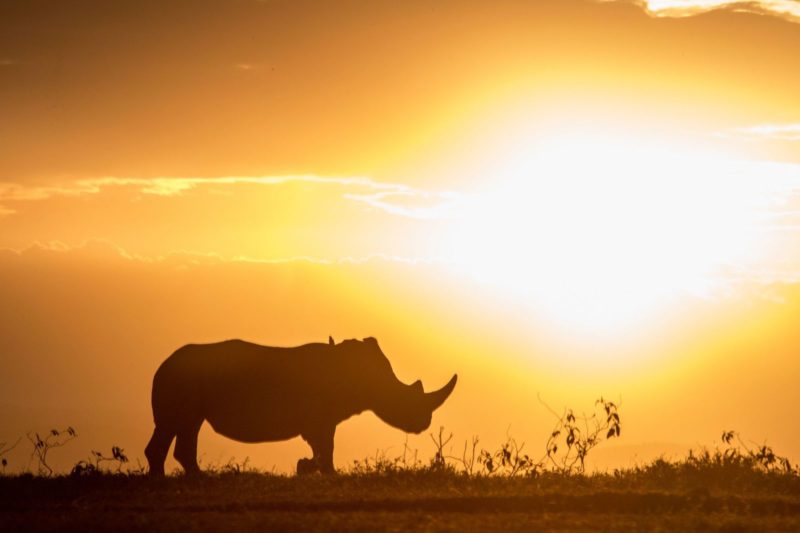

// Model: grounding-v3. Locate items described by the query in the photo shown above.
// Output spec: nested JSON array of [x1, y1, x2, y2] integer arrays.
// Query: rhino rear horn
[[329, 336, 335, 346], [425, 374, 457, 411]]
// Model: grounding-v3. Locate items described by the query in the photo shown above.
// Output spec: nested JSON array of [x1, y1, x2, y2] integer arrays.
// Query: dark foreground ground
[[1, 468, 799, 532]]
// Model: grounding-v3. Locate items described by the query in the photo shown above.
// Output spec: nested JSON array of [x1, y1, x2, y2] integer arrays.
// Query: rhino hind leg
[[173, 417, 204, 476], [298, 425, 336, 475], [145, 425, 175, 477], [296, 457, 317, 475]]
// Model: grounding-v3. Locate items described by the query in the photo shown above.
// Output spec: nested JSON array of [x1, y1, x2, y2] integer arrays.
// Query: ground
[[1, 468, 799, 532]]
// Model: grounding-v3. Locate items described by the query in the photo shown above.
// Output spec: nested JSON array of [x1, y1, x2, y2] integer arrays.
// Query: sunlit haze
[[2, 0, 800, 475]]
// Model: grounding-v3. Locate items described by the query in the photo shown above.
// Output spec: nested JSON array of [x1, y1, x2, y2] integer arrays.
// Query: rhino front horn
[[425, 374, 458, 411]]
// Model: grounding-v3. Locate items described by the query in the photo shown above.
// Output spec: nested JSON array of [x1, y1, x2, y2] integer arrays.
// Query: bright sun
[[442, 128, 776, 334]]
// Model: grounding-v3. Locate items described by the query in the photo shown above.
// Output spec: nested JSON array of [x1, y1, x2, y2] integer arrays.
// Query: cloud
[[0, 175, 459, 220], [0, 239, 437, 269], [0, 239, 141, 262], [342, 190, 462, 220], [612, 0, 800, 22], [720, 123, 800, 141]]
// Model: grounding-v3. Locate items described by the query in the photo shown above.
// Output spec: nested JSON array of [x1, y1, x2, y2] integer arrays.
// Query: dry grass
[[2, 400, 798, 531], [1, 455, 799, 532]]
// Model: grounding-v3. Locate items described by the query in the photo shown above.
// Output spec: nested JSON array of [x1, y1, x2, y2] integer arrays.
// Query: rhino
[[145, 336, 457, 475]]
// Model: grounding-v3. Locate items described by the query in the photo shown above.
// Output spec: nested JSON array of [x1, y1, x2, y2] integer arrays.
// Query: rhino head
[[336, 337, 457, 434], [375, 373, 458, 434]]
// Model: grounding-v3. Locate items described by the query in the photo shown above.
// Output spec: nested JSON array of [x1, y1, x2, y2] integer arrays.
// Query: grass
[[2, 400, 799, 531], [1, 452, 799, 532]]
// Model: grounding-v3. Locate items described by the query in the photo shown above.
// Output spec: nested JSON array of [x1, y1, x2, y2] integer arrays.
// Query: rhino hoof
[[297, 458, 318, 476]]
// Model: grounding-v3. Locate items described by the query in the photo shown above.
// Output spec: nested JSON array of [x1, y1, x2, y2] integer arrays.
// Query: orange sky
[[2, 0, 800, 473]]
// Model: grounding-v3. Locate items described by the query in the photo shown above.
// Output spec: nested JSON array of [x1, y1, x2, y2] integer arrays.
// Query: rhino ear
[[329, 336, 335, 346]]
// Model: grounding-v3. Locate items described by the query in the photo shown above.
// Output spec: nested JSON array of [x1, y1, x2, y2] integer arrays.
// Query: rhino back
[[155, 340, 338, 396], [151, 340, 365, 441]]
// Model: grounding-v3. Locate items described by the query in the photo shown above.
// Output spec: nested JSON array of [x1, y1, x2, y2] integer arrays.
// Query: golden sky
[[2, 0, 800, 472]]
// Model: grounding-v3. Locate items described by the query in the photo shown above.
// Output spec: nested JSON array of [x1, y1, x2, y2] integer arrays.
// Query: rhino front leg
[[299, 425, 336, 475]]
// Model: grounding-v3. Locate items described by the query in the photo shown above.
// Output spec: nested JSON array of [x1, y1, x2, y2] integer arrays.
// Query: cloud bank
[[0, 175, 458, 220], [616, 0, 800, 22], [6, 156, 800, 296]]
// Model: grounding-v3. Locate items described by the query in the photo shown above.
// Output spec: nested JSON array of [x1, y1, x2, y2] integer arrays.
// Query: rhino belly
[[202, 389, 307, 443], [206, 417, 301, 443]]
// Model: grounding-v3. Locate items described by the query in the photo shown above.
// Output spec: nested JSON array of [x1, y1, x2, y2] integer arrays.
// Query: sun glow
[[443, 129, 778, 334]]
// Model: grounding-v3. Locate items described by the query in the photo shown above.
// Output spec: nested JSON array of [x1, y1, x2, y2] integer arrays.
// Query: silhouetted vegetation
[[0, 437, 20, 474], [26, 427, 77, 476], [3, 398, 797, 481], [353, 397, 623, 477], [71, 446, 134, 477], [2, 400, 799, 530]]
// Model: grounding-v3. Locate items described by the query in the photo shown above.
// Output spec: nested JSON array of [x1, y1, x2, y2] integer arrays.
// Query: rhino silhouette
[[145, 336, 457, 475]]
